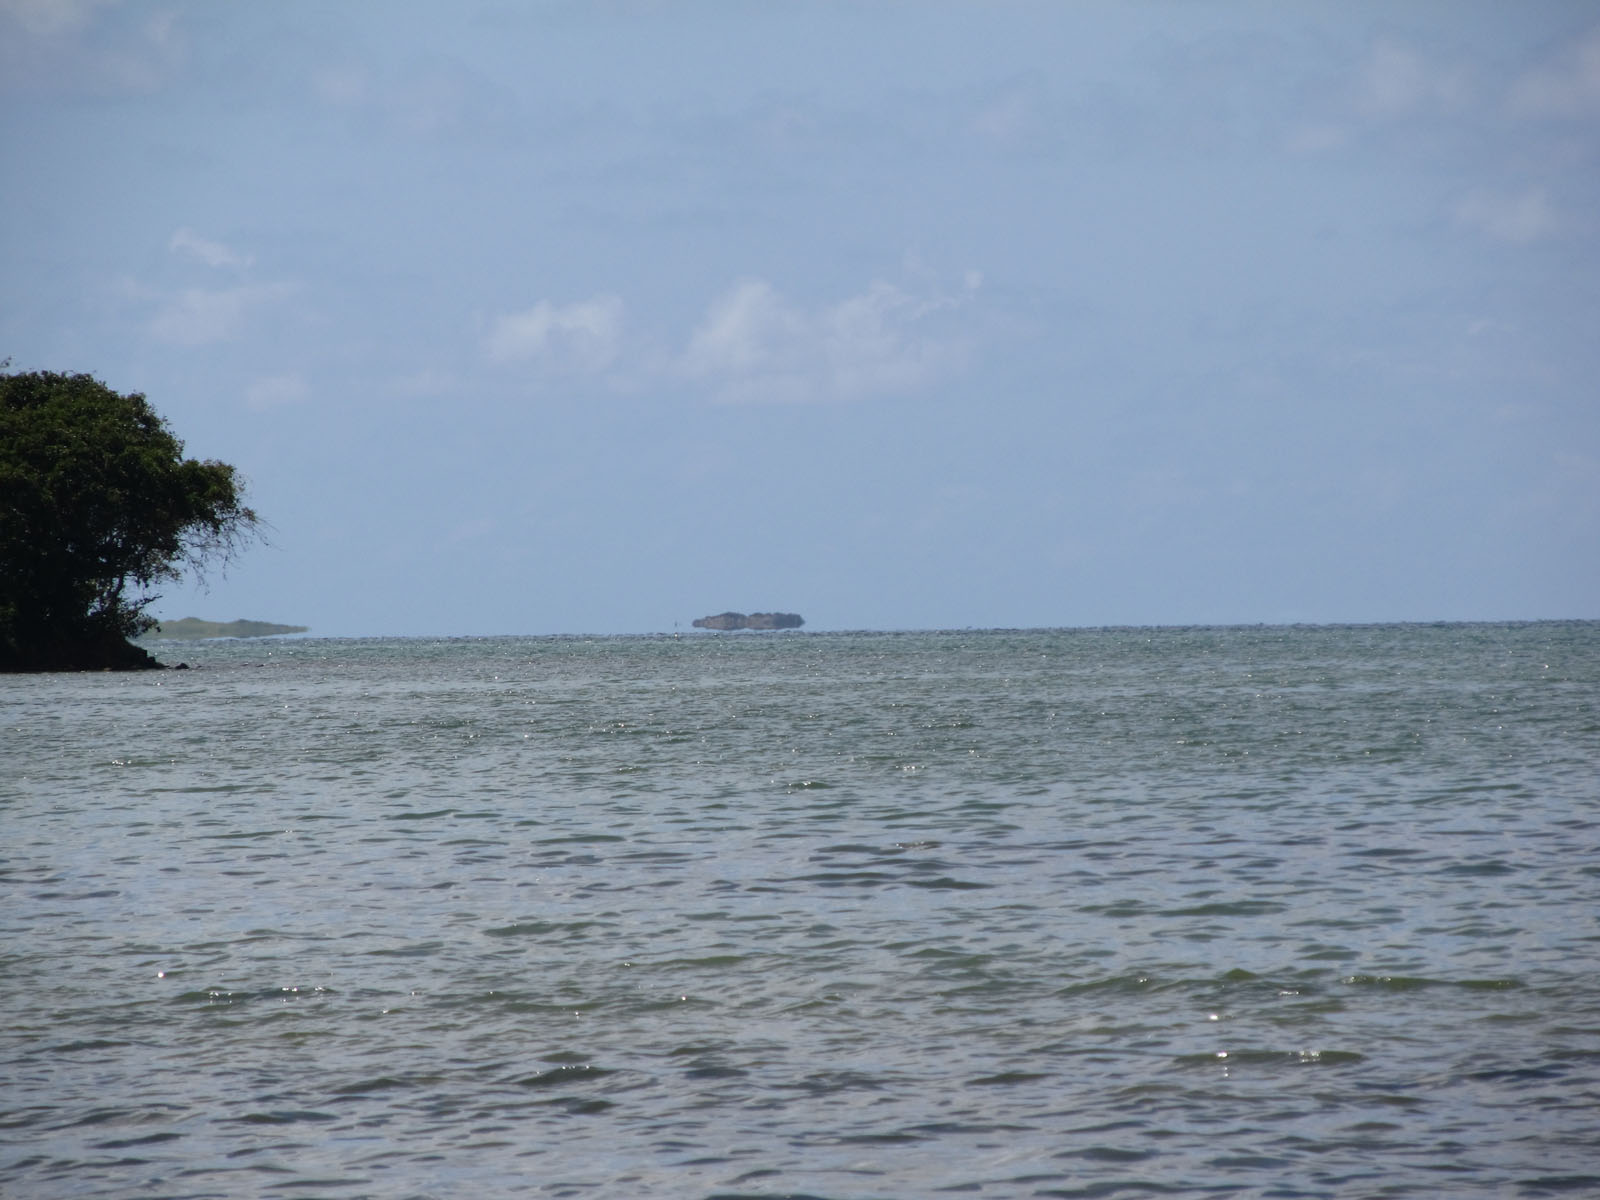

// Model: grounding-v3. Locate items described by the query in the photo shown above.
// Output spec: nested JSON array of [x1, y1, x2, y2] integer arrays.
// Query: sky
[[2, 0, 1597, 636]]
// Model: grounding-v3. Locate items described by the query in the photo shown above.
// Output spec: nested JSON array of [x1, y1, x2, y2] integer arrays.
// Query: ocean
[[3, 622, 1597, 1199]]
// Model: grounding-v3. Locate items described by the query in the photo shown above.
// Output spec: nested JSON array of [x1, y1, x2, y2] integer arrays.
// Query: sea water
[[2, 623, 1597, 1199]]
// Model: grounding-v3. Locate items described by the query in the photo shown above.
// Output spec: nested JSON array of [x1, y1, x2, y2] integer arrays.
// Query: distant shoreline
[[142, 618, 309, 641], [168, 618, 1592, 641]]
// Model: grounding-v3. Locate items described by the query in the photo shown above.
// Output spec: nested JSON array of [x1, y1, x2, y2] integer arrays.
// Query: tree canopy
[[1, 368, 260, 671]]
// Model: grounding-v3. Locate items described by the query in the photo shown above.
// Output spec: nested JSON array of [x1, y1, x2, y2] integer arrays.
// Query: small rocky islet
[[691, 611, 804, 631]]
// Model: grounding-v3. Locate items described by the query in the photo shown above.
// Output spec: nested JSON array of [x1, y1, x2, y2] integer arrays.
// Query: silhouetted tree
[[1, 366, 260, 670]]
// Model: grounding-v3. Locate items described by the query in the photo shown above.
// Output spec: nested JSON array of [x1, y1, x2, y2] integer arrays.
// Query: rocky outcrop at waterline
[[692, 611, 804, 631]]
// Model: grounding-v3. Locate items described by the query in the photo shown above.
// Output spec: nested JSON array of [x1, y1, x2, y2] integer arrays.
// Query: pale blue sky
[[3, 0, 1596, 634]]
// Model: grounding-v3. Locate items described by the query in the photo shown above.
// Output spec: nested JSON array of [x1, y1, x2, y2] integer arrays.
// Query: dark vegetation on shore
[[1, 366, 261, 672]]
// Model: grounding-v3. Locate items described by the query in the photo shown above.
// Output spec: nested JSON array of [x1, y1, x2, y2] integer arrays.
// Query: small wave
[[1054, 1146, 1159, 1164], [1158, 899, 1287, 917], [483, 921, 596, 938], [905, 875, 992, 890], [89, 1131, 183, 1149], [230, 1109, 337, 1124], [1340, 974, 1522, 990], [1174, 1048, 1366, 1067], [966, 1070, 1051, 1086], [513, 1064, 611, 1089], [1518, 1176, 1600, 1194]]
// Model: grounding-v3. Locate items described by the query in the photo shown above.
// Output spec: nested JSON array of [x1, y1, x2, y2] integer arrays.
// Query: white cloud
[[310, 55, 519, 143], [0, 0, 117, 36], [245, 373, 307, 411], [0, 0, 184, 95], [169, 227, 253, 270], [681, 280, 801, 378], [1353, 37, 1468, 119], [682, 274, 978, 404], [482, 274, 979, 401], [113, 230, 289, 345], [1291, 36, 1476, 153], [1509, 28, 1600, 119], [486, 295, 623, 371], [146, 282, 296, 345], [1456, 188, 1561, 244]]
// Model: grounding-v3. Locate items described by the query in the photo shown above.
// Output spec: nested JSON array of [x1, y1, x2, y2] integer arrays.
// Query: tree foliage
[[1, 367, 260, 671]]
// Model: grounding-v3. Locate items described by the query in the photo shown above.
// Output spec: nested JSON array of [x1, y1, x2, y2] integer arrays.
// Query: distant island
[[692, 611, 804, 631], [141, 617, 309, 640]]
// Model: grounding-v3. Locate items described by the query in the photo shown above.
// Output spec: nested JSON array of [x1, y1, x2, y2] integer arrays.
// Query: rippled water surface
[[4, 623, 1599, 1198]]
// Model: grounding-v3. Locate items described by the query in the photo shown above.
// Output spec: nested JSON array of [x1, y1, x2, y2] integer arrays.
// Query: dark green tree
[[1, 367, 261, 671]]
